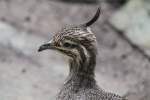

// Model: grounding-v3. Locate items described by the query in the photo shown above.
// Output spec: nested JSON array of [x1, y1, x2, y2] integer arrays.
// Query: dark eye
[[63, 42, 76, 48]]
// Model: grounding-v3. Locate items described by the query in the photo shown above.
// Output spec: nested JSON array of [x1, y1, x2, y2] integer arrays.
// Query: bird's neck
[[66, 44, 97, 87]]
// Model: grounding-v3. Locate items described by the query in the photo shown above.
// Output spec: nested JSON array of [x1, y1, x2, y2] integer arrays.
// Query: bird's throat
[[66, 46, 97, 87]]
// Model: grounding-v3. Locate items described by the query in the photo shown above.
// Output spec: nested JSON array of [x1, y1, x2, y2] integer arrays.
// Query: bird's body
[[57, 73, 124, 100], [38, 8, 127, 100]]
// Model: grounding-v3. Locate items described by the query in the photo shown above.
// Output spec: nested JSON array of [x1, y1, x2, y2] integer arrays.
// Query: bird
[[38, 8, 127, 100]]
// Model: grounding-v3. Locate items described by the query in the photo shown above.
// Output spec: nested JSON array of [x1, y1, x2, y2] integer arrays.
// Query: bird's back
[[56, 81, 126, 100]]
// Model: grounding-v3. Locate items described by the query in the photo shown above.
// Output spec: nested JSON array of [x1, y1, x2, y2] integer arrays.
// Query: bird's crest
[[82, 7, 101, 27], [52, 7, 101, 45]]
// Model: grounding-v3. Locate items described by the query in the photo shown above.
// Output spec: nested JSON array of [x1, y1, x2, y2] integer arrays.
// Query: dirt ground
[[0, 0, 150, 100]]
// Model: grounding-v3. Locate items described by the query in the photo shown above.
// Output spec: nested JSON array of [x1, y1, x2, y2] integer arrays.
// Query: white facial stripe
[[64, 39, 89, 59], [47, 40, 52, 43], [80, 44, 90, 59], [87, 27, 92, 33]]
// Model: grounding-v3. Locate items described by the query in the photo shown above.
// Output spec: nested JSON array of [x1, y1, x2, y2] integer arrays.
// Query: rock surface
[[110, 0, 150, 55], [0, 0, 150, 100]]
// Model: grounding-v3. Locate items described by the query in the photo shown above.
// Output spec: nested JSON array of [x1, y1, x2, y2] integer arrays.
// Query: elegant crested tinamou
[[38, 8, 127, 100]]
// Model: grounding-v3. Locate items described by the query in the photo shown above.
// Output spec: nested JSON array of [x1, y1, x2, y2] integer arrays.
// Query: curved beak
[[38, 43, 54, 52]]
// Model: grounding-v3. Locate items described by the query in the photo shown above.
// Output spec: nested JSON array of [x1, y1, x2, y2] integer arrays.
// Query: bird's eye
[[63, 42, 76, 48]]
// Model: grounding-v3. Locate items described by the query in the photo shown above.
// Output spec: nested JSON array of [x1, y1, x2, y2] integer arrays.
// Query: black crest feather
[[83, 7, 101, 27]]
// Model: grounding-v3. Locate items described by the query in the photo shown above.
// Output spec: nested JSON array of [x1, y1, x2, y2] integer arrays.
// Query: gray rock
[[0, 0, 150, 100], [110, 0, 150, 56]]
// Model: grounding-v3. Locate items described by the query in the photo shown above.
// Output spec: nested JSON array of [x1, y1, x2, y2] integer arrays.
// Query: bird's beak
[[38, 42, 54, 52]]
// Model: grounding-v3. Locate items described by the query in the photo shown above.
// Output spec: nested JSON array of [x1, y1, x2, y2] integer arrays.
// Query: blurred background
[[0, 0, 150, 100]]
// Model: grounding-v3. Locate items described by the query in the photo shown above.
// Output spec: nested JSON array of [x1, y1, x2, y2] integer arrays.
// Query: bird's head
[[38, 8, 101, 60]]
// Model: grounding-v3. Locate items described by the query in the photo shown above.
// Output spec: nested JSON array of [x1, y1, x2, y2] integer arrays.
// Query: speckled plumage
[[56, 74, 126, 100], [38, 8, 127, 100]]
